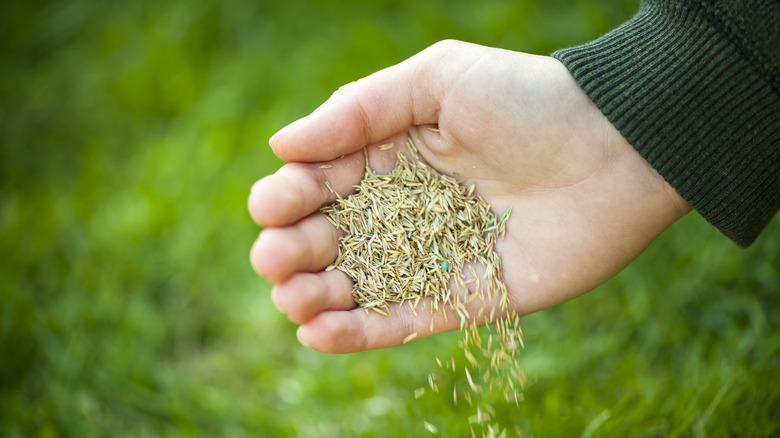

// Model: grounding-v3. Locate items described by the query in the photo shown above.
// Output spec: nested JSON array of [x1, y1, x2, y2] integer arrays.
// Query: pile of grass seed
[[321, 138, 525, 435]]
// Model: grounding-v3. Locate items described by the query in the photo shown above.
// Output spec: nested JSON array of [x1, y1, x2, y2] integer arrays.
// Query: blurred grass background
[[1, 0, 778, 436]]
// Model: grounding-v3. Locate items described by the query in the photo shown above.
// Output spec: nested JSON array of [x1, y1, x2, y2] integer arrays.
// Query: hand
[[248, 40, 691, 353]]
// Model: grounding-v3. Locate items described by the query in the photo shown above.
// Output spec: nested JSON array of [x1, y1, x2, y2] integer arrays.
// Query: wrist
[[553, 1, 779, 246]]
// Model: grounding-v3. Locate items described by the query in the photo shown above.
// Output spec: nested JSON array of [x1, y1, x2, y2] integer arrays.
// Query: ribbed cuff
[[553, 1, 780, 247]]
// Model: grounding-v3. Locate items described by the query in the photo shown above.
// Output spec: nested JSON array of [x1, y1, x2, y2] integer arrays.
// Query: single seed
[[465, 367, 477, 391]]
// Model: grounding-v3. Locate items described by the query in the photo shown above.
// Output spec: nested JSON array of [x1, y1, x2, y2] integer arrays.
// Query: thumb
[[268, 40, 471, 163]]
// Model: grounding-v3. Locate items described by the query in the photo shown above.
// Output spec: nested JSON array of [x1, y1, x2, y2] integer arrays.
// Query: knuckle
[[427, 39, 464, 56], [336, 80, 359, 93]]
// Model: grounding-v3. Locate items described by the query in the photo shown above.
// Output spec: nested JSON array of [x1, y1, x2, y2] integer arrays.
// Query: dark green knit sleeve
[[552, 0, 780, 247]]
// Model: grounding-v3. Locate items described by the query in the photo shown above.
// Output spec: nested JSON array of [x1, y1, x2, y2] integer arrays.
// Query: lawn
[[1, 0, 778, 436]]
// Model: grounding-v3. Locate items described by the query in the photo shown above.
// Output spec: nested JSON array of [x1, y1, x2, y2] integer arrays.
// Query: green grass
[[1, 0, 778, 436]]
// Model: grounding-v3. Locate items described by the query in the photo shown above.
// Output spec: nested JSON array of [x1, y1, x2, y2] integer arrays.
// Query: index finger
[[249, 132, 416, 228], [248, 151, 364, 228], [268, 40, 483, 163]]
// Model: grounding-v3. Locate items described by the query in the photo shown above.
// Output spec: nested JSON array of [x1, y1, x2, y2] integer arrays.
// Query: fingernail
[[270, 115, 310, 144], [296, 326, 311, 347]]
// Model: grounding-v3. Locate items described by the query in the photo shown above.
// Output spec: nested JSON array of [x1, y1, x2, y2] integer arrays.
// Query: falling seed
[[428, 374, 439, 393], [424, 422, 439, 434], [403, 332, 418, 344], [465, 367, 477, 391], [465, 349, 477, 366], [453, 386, 458, 405]]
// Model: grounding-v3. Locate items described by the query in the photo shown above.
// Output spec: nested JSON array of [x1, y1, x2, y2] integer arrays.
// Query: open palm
[[249, 40, 690, 353]]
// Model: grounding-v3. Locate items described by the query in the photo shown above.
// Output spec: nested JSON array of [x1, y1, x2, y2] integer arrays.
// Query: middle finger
[[250, 212, 340, 284]]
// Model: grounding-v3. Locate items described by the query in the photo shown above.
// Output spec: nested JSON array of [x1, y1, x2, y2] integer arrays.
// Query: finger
[[250, 213, 339, 284], [272, 270, 356, 324], [269, 40, 481, 163], [295, 305, 450, 354], [296, 293, 505, 354], [248, 151, 364, 227], [249, 132, 420, 228]]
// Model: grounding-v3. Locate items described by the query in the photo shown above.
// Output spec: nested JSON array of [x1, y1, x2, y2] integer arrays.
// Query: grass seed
[[320, 137, 525, 436]]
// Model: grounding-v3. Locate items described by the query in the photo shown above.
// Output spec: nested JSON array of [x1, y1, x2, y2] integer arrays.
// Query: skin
[[248, 40, 691, 354]]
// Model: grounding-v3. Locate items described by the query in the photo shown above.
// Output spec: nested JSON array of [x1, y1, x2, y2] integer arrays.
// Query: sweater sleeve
[[552, 0, 780, 247]]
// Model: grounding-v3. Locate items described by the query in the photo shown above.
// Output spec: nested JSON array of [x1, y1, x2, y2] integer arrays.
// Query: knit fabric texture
[[553, 0, 780, 247]]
